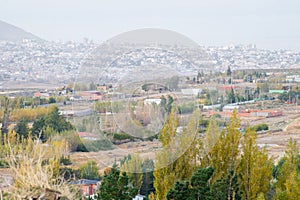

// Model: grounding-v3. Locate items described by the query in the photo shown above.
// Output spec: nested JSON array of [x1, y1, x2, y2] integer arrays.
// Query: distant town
[[0, 39, 299, 90]]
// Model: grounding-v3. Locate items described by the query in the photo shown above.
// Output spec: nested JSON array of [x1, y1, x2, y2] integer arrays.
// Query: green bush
[[0, 159, 9, 168], [48, 97, 56, 104], [178, 104, 194, 114], [76, 142, 88, 152], [113, 133, 134, 141], [199, 119, 209, 127], [212, 113, 222, 119], [60, 155, 72, 165], [79, 160, 100, 180], [251, 124, 269, 132]]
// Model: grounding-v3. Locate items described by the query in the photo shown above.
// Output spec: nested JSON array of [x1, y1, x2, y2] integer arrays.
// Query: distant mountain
[[108, 28, 198, 47], [0, 20, 42, 41]]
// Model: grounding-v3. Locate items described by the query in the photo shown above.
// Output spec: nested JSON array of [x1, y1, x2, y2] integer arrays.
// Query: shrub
[[79, 160, 100, 180], [178, 104, 194, 114], [60, 155, 72, 166], [212, 113, 222, 119], [113, 133, 134, 141], [251, 124, 269, 132], [0, 159, 9, 168]]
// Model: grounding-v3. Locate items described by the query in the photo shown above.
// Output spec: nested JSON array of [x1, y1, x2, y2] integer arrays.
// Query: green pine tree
[[97, 164, 137, 200]]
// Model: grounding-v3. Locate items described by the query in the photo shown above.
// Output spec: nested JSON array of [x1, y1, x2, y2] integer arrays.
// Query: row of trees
[[1, 97, 300, 199], [0, 95, 64, 109], [13, 105, 74, 141], [150, 110, 300, 200], [278, 91, 300, 103], [0, 95, 71, 135], [81, 109, 300, 200]]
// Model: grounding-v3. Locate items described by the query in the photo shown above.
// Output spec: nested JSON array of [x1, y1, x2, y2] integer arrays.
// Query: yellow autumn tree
[[200, 116, 220, 167], [154, 109, 200, 200], [203, 116, 220, 154], [120, 153, 143, 190], [209, 110, 241, 182], [158, 108, 178, 147], [284, 170, 300, 199], [275, 138, 300, 199], [172, 110, 201, 181], [154, 108, 181, 200], [238, 128, 273, 200]]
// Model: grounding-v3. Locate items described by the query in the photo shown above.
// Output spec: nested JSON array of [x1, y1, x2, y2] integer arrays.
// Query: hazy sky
[[0, 0, 299, 50]]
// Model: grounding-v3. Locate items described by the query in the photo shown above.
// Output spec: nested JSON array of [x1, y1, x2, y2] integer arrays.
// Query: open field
[[1, 81, 59, 90], [68, 101, 300, 171], [70, 140, 161, 173], [1, 103, 300, 186], [256, 116, 300, 161], [237, 101, 300, 161]]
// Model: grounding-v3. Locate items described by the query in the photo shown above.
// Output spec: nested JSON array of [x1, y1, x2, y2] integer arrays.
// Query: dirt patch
[[70, 141, 161, 173], [257, 115, 300, 161], [285, 117, 300, 132]]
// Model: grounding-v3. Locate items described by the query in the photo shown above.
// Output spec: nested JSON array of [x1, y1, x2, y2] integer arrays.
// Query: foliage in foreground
[[154, 110, 300, 200], [0, 131, 80, 199], [1, 105, 300, 200]]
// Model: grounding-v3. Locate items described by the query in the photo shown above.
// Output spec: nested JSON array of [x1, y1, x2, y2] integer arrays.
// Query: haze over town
[[1, 0, 300, 50]]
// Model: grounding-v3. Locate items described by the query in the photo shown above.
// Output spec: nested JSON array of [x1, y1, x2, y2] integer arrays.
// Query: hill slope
[[108, 28, 198, 47], [0, 20, 41, 41]]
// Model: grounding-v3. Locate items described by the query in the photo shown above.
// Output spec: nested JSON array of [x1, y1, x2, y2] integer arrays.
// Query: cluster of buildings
[[0, 39, 97, 88], [1, 40, 299, 89], [206, 44, 300, 71], [286, 75, 300, 83], [77, 43, 212, 84], [209, 103, 283, 119]]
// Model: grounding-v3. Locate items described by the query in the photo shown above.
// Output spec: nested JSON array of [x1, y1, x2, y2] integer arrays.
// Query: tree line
[[1, 100, 300, 199], [85, 110, 300, 200]]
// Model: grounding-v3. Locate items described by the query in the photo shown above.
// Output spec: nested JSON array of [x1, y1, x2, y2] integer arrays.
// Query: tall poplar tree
[[238, 128, 273, 200], [154, 109, 200, 200], [209, 110, 241, 182], [201, 117, 220, 167], [120, 154, 143, 190], [275, 138, 300, 199], [154, 109, 178, 200]]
